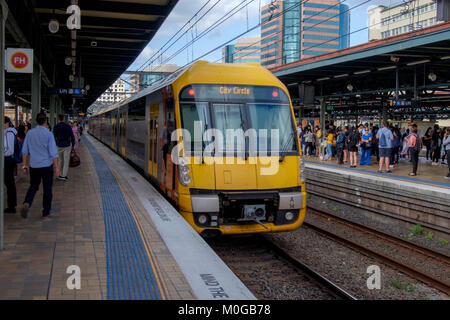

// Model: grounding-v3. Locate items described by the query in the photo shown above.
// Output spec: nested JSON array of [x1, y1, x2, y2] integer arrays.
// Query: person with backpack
[[53, 114, 76, 181], [3, 117, 19, 213], [347, 126, 360, 168], [405, 126, 422, 176], [376, 122, 394, 173]]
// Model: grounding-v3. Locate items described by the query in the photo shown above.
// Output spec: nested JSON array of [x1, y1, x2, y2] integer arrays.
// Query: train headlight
[[178, 158, 191, 186], [299, 158, 305, 171], [198, 214, 208, 225], [285, 212, 294, 221]]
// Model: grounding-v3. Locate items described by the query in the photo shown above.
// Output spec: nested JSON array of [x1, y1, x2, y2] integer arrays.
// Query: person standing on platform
[[53, 114, 75, 181], [3, 117, 18, 213], [336, 127, 345, 165], [405, 126, 422, 176], [431, 125, 442, 165], [347, 127, 360, 168], [443, 128, 450, 179], [422, 127, 432, 162], [377, 122, 394, 173], [20, 113, 60, 219], [360, 127, 373, 166]]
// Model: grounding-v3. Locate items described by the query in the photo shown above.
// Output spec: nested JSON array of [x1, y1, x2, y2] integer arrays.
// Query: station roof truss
[[4, 0, 178, 113], [271, 22, 450, 120]]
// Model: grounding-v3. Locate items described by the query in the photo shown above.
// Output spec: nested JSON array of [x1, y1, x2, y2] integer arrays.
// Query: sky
[[125, 0, 409, 74]]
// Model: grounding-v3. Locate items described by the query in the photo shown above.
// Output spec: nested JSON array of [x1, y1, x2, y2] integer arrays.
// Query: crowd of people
[[3, 114, 84, 218], [297, 121, 450, 179]]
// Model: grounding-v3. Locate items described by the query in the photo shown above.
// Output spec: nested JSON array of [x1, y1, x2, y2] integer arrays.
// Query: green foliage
[[439, 239, 448, 246], [332, 206, 338, 212], [306, 193, 311, 200], [410, 224, 424, 236], [390, 279, 413, 292], [426, 232, 434, 240]]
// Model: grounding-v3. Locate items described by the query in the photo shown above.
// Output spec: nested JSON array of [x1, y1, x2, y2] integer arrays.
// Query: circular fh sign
[[10, 52, 29, 69], [6, 48, 34, 73]]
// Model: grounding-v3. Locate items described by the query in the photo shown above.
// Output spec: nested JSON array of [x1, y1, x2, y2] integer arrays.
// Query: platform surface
[[0, 134, 255, 300], [305, 154, 450, 190]]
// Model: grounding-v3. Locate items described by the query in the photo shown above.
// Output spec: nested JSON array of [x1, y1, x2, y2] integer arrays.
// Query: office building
[[368, 0, 440, 41], [260, 0, 350, 69], [222, 36, 261, 64]]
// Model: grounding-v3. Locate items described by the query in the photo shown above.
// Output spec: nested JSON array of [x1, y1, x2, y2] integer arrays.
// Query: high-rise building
[[260, 0, 350, 69], [222, 36, 261, 63], [368, 0, 440, 41]]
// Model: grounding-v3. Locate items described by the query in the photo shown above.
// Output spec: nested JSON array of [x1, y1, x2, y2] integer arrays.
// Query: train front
[[175, 83, 306, 236]]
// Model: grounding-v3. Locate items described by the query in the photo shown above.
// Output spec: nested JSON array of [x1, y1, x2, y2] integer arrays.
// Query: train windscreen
[[180, 85, 297, 155]]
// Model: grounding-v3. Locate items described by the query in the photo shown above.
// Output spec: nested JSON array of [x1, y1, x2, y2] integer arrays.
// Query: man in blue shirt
[[376, 122, 394, 173], [21, 113, 60, 218]]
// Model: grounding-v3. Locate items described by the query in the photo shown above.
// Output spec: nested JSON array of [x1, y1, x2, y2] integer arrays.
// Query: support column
[[49, 94, 56, 128], [0, 0, 9, 251], [382, 101, 387, 124], [320, 98, 326, 140], [31, 63, 41, 128]]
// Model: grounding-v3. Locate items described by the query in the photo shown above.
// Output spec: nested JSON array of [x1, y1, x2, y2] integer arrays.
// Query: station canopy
[[4, 0, 178, 113], [271, 22, 450, 120]]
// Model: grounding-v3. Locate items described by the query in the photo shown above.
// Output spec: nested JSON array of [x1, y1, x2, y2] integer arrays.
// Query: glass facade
[[282, 0, 301, 64], [339, 4, 350, 49]]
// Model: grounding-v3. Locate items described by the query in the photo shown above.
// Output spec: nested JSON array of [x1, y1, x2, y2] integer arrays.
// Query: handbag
[[69, 149, 80, 167]]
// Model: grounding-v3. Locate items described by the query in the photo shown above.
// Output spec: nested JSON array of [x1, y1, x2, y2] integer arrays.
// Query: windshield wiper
[[279, 131, 295, 163]]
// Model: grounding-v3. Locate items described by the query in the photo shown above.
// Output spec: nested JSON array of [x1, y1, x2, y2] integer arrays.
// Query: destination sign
[[180, 85, 289, 103], [219, 86, 250, 95]]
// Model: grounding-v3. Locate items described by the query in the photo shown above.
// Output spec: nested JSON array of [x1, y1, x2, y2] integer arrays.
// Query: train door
[[148, 104, 159, 178], [111, 112, 117, 151], [119, 110, 127, 157], [160, 86, 178, 201]]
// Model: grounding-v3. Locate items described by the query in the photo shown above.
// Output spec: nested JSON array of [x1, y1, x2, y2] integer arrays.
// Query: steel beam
[[31, 62, 41, 127], [0, 0, 8, 251]]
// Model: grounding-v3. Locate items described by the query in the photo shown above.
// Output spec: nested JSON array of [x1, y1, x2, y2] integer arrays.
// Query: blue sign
[[48, 88, 86, 95]]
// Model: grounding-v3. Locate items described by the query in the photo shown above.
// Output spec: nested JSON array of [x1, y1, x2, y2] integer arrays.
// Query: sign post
[[0, 0, 9, 251]]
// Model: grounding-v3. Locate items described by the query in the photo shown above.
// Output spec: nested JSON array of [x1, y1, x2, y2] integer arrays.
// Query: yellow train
[[89, 61, 306, 236]]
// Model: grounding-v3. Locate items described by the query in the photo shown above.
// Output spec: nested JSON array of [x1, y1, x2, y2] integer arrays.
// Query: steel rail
[[302, 219, 450, 296], [258, 235, 358, 300]]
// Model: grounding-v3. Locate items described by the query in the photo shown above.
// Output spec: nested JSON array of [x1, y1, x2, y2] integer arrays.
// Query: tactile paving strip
[[84, 138, 161, 300]]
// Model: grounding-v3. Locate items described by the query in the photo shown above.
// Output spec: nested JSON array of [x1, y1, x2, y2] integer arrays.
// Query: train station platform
[[0, 134, 255, 300], [304, 155, 450, 236], [305, 155, 450, 189]]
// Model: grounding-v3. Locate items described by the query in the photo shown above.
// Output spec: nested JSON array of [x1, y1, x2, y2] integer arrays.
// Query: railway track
[[208, 235, 356, 300], [305, 207, 450, 296]]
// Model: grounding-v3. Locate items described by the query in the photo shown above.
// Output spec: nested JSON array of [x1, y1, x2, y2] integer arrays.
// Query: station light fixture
[[346, 83, 353, 92], [65, 57, 73, 66], [48, 19, 60, 33], [428, 72, 437, 82], [390, 56, 400, 63], [406, 59, 431, 66], [378, 65, 397, 71], [334, 73, 349, 79], [317, 77, 330, 81], [354, 69, 371, 75]]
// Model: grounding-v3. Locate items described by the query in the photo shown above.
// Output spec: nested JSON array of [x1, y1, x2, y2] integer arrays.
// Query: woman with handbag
[[360, 127, 373, 166]]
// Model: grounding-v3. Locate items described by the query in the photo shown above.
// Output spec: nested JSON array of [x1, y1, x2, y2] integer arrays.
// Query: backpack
[[412, 134, 423, 152], [6, 131, 23, 163]]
